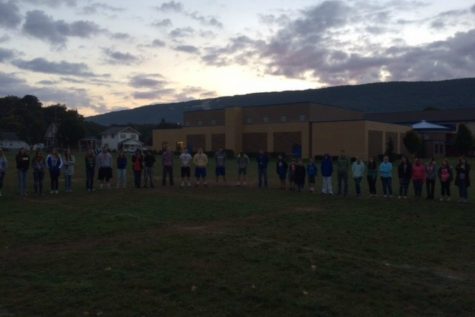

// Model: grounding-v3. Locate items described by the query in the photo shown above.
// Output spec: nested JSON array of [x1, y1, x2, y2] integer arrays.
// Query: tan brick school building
[[152, 103, 410, 159]]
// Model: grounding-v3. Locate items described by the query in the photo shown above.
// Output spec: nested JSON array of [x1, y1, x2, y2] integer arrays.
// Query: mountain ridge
[[87, 78, 475, 125]]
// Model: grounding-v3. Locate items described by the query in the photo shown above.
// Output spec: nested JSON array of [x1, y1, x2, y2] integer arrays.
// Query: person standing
[[63, 149, 75, 193], [412, 158, 426, 198], [398, 156, 412, 199], [116, 150, 128, 189], [288, 159, 297, 191], [32, 151, 46, 195], [97, 147, 113, 189], [179, 148, 193, 187], [336, 151, 350, 196], [256, 150, 269, 188], [438, 159, 453, 201], [193, 148, 208, 187], [16, 148, 30, 197], [236, 151, 250, 186], [366, 157, 378, 197], [455, 157, 470, 203], [132, 149, 144, 188], [352, 157, 365, 197], [47, 148, 63, 194], [321, 153, 334, 195], [425, 158, 437, 200], [144, 150, 156, 188], [161, 146, 174, 186], [379, 155, 393, 198], [0, 148, 8, 197], [85, 149, 96, 192], [215, 148, 227, 184], [306, 158, 318, 193], [276, 154, 288, 190], [294, 159, 306, 192]]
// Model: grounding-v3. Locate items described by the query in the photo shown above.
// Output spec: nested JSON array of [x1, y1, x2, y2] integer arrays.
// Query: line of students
[[0, 146, 471, 202]]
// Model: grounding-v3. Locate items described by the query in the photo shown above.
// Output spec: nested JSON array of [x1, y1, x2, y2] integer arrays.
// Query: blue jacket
[[47, 155, 63, 172], [379, 162, 393, 178], [276, 159, 288, 177], [307, 163, 317, 177], [321, 157, 333, 177]]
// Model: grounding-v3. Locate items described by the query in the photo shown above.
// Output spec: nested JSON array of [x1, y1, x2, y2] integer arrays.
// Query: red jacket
[[412, 164, 426, 181]]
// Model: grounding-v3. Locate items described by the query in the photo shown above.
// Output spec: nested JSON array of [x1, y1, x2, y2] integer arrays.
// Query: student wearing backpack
[[276, 154, 288, 190], [398, 156, 412, 199], [193, 148, 208, 187], [63, 149, 75, 193], [352, 157, 365, 197], [412, 158, 426, 198], [179, 148, 193, 187], [236, 151, 250, 186], [85, 149, 96, 192], [425, 158, 437, 200], [116, 150, 128, 189], [321, 153, 334, 195], [379, 155, 393, 198], [16, 148, 30, 197], [132, 149, 144, 188], [256, 150, 269, 188], [336, 151, 350, 196], [32, 150, 46, 195], [307, 158, 318, 193], [366, 157, 378, 197]]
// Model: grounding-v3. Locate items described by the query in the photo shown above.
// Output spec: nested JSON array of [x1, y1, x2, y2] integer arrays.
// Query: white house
[[101, 127, 142, 152], [0, 132, 30, 150]]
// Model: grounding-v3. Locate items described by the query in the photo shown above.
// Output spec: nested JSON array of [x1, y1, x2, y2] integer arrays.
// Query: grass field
[[0, 153, 474, 316]]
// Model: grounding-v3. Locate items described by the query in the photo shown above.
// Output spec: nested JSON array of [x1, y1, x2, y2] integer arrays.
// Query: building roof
[[365, 108, 475, 124], [101, 126, 140, 135], [412, 120, 449, 130]]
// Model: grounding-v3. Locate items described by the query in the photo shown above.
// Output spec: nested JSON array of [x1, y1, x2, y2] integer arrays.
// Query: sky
[[0, 0, 474, 116]]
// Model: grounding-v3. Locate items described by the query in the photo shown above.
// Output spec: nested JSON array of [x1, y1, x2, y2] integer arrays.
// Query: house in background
[[0, 132, 30, 150], [411, 120, 451, 157], [101, 127, 142, 152]]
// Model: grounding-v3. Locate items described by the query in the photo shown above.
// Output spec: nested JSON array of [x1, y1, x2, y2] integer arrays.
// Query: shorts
[[98, 167, 112, 181], [195, 167, 207, 178], [238, 167, 247, 176], [308, 176, 316, 184], [216, 166, 225, 176], [181, 166, 191, 178]]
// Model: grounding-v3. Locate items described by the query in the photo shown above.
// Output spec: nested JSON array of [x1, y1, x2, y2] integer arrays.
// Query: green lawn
[[0, 154, 474, 316]]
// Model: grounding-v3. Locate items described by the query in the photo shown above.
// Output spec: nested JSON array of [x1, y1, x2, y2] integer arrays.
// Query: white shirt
[[179, 153, 193, 167]]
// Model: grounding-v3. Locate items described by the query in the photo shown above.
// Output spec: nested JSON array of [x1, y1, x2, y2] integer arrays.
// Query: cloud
[[0, 34, 10, 42], [0, 71, 92, 107], [175, 45, 200, 54], [111, 32, 132, 40], [156, 1, 183, 12], [81, 2, 124, 15], [0, 1, 22, 29], [152, 18, 172, 28], [169, 27, 194, 38], [22, 10, 102, 46], [472, 4, 475, 14], [103, 48, 140, 64], [13, 58, 96, 77], [133, 89, 175, 100], [187, 12, 223, 28], [151, 39, 166, 47], [129, 74, 166, 88], [22, 0, 77, 7], [0, 48, 15, 62]]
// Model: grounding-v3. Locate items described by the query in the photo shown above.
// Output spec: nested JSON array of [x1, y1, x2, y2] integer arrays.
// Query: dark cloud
[[0, 71, 92, 107], [103, 48, 140, 64], [0, 34, 10, 42], [175, 45, 200, 54], [174, 86, 217, 101], [37, 80, 58, 85], [152, 19, 172, 28], [133, 89, 175, 100], [472, 4, 475, 14], [0, 48, 15, 62], [81, 3, 124, 15], [129, 74, 166, 88], [156, 1, 183, 12], [169, 27, 194, 38], [22, 0, 77, 7], [22, 10, 102, 46], [13, 57, 96, 77], [0, 1, 22, 29]]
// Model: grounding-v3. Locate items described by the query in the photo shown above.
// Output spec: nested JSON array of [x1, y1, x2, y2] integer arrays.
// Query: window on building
[[120, 133, 126, 139], [281, 115, 287, 122]]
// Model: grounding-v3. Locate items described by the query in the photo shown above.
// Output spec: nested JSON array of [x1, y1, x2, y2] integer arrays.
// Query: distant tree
[[455, 124, 474, 155], [403, 130, 423, 156]]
